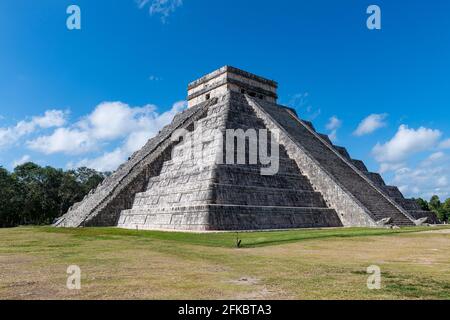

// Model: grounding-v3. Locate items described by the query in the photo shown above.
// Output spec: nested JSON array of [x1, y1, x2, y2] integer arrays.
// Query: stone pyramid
[[55, 66, 438, 230]]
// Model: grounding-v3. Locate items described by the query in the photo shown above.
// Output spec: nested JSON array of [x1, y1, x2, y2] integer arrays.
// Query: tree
[[415, 198, 429, 211], [0, 167, 21, 227], [429, 195, 448, 223], [441, 198, 450, 223], [429, 195, 441, 211], [73, 167, 106, 194], [0, 162, 107, 228]]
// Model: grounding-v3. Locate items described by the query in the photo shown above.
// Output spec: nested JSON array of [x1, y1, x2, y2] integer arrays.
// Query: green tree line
[[415, 196, 450, 223], [0, 162, 108, 228], [1, 162, 448, 227]]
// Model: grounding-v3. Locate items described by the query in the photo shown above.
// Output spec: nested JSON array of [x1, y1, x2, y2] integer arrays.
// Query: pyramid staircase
[[118, 92, 342, 230], [248, 96, 415, 226], [54, 99, 214, 227]]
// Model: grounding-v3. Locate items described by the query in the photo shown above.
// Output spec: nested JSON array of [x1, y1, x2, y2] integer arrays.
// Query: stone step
[[134, 182, 328, 209], [351, 159, 368, 172], [383, 186, 404, 199], [365, 172, 387, 187], [318, 133, 332, 144], [118, 205, 342, 231], [215, 165, 314, 190], [333, 146, 351, 160], [213, 184, 328, 207]]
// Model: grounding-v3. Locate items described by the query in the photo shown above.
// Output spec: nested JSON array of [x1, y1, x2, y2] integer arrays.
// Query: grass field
[[0, 226, 449, 300]]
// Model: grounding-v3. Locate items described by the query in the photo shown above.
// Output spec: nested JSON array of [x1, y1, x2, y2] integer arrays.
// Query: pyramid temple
[[54, 66, 438, 230]]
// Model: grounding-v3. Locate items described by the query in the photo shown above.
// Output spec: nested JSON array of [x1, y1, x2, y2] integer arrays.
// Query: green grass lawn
[[36, 225, 449, 248], [0, 226, 449, 300]]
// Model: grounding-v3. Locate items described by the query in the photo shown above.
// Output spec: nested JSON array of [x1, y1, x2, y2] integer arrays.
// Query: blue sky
[[1, 0, 450, 199]]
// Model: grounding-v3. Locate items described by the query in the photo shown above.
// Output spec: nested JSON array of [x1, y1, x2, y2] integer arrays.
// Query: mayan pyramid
[[54, 66, 438, 230]]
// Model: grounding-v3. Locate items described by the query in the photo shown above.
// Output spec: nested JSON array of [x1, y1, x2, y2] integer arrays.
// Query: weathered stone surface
[[414, 217, 428, 226], [118, 91, 342, 230], [54, 99, 215, 227], [57, 66, 439, 230], [247, 96, 415, 226], [376, 217, 393, 226]]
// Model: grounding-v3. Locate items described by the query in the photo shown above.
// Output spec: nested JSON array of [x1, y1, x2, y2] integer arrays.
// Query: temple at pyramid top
[[187, 66, 278, 108]]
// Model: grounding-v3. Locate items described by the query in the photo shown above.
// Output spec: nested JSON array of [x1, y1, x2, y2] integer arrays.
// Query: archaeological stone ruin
[[54, 66, 439, 230]]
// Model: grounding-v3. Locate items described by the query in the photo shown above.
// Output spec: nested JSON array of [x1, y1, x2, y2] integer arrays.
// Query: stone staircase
[[327, 142, 438, 224], [118, 93, 342, 231], [249, 97, 415, 227], [54, 99, 214, 227]]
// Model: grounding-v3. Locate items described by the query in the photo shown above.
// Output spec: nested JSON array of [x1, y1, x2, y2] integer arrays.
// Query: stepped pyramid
[[55, 66, 438, 230]]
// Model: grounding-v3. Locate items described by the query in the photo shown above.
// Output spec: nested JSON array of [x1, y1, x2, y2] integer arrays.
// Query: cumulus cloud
[[64, 100, 187, 171], [136, 0, 183, 23], [0, 110, 68, 148], [87, 102, 158, 140], [420, 151, 445, 167], [372, 125, 450, 199], [73, 148, 126, 173], [28, 101, 186, 159], [390, 153, 450, 200], [326, 116, 342, 142], [379, 162, 406, 174], [27, 127, 95, 155], [354, 113, 388, 136], [372, 125, 442, 163]]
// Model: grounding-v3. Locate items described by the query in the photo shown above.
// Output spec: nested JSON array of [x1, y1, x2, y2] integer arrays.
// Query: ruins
[[54, 66, 438, 230]]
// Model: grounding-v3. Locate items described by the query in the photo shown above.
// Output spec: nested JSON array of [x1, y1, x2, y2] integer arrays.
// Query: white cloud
[[372, 125, 441, 163], [326, 116, 342, 131], [326, 116, 342, 142], [439, 138, 450, 149], [66, 100, 187, 171], [1, 100, 184, 172], [27, 127, 95, 155], [354, 113, 388, 136], [379, 162, 406, 174], [0, 110, 68, 148], [390, 155, 450, 200], [420, 151, 445, 167], [27, 102, 155, 155], [372, 126, 450, 199], [136, 0, 183, 23], [87, 101, 158, 140], [74, 148, 126, 173], [12, 155, 31, 168], [33, 110, 67, 128]]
